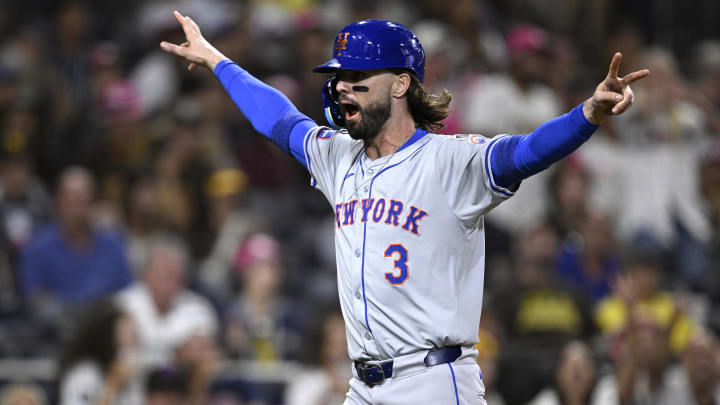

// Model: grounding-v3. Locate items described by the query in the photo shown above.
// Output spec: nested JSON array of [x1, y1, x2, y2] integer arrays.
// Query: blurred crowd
[[0, 0, 719, 404]]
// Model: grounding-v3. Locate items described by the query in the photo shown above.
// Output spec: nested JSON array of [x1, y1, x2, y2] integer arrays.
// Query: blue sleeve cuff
[[214, 59, 234, 77], [271, 112, 309, 154], [489, 135, 524, 190], [270, 112, 317, 169], [568, 102, 599, 140]]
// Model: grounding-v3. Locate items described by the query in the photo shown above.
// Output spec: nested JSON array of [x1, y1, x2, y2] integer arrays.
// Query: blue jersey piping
[[448, 363, 460, 405]]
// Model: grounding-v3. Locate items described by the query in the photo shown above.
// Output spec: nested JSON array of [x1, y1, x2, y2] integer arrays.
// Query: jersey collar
[[360, 128, 429, 168], [396, 128, 428, 153]]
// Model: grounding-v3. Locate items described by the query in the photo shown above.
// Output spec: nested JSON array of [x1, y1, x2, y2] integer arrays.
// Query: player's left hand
[[583, 52, 650, 125]]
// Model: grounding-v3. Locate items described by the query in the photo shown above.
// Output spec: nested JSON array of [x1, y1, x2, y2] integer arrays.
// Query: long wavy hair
[[391, 69, 452, 133], [58, 300, 123, 378]]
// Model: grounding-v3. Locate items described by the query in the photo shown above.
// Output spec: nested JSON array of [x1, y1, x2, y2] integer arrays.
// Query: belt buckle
[[358, 363, 386, 386]]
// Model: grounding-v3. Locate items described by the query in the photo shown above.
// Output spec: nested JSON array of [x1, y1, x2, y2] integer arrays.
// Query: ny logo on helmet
[[335, 32, 350, 56]]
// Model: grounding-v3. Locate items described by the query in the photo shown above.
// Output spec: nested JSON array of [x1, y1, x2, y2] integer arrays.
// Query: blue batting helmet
[[314, 20, 425, 129], [313, 20, 426, 82]]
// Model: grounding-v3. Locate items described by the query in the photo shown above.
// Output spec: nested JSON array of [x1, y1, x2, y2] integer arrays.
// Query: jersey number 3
[[384, 244, 409, 285]]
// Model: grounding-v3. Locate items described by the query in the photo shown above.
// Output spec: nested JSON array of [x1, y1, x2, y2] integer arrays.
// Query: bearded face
[[344, 91, 392, 140], [335, 70, 394, 140]]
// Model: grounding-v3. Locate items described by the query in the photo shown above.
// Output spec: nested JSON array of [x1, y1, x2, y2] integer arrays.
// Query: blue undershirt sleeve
[[490, 103, 599, 188], [214, 59, 317, 169]]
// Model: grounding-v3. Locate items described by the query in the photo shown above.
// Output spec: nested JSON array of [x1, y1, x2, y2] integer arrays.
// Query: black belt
[[354, 346, 462, 387]]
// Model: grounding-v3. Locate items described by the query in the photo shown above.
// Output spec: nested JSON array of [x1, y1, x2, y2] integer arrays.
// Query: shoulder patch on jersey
[[444, 134, 488, 144], [316, 130, 335, 140]]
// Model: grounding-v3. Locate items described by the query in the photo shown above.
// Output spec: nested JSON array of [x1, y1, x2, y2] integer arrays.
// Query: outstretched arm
[[159, 11, 316, 167], [491, 53, 650, 189]]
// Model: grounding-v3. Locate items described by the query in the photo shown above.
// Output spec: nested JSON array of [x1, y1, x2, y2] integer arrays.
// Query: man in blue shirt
[[20, 166, 132, 305]]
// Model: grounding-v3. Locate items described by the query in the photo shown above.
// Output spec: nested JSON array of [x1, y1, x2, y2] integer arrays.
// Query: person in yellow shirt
[[595, 248, 695, 355]]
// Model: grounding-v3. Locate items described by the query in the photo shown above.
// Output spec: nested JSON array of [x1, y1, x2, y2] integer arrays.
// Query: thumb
[[160, 41, 186, 57]]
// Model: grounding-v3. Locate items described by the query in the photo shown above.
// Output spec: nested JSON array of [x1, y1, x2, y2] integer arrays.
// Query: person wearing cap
[[224, 233, 304, 363], [461, 24, 562, 137], [160, 11, 648, 405]]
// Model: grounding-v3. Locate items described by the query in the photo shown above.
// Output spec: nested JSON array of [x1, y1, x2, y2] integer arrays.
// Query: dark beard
[[346, 95, 392, 141]]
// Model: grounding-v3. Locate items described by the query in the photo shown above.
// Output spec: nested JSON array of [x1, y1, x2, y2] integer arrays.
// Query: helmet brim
[[312, 58, 342, 73]]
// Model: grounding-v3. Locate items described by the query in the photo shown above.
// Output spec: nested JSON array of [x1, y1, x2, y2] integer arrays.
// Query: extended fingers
[[621, 69, 650, 86], [173, 10, 199, 36], [608, 52, 622, 78], [173, 10, 189, 31]]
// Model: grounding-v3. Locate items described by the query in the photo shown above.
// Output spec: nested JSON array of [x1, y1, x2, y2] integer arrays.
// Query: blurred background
[[0, 0, 719, 404]]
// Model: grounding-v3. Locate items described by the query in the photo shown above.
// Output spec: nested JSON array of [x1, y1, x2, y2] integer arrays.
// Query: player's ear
[[391, 72, 411, 98]]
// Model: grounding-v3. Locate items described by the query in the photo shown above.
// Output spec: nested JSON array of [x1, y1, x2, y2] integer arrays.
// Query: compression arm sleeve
[[490, 103, 599, 188], [214, 59, 317, 168]]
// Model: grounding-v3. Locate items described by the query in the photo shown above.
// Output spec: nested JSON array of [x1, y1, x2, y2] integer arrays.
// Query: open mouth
[[341, 102, 360, 121]]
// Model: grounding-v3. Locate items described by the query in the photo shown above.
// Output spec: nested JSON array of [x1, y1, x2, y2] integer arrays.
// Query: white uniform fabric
[[302, 126, 511, 404], [346, 348, 487, 405], [304, 127, 513, 362]]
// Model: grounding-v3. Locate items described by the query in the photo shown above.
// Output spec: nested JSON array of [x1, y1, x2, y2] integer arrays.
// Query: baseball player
[[160, 12, 648, 405]]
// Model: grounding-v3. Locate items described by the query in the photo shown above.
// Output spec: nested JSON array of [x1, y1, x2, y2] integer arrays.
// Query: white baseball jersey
[[302, 126, 514, 362]]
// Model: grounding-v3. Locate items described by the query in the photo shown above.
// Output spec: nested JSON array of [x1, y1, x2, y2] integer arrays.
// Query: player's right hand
[[160, 10, 226, 72], [583, 52, 650, 125]]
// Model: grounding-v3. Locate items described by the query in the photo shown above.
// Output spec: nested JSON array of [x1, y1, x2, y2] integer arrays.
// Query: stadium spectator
[[123, 177, 162, 277], [19, 167, 132, 306], [469, 24, 565, 236], [690, 41, 720, 135], [494, 224, 595, 404], [285, 307, 350, 405], [0, 381, 48, 405], [145, 368, 188, 405], [595, 247, 696, 356], [174, 334, 221, 405], [0, 153, 52, 268], [0, 151, 52, 323], [88, 44, 151, 228], [58, 299, 143, 405], [224, 233, 304, 362], [556, 210, 620, 302], [47, 2, 96, 170], [546, 158, 591, 241], [527, 341, 606, 405], [496, 224, 596, 351], [197, 168, 259, 300], [460, 24, 562, 136], [116, 234, 218, 370], [675, 141, 720, 333], [671, 331, 720, 405], [615, 47, 707, 145], [151, 113, 220, 262], [602, 316, 679, 404]]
